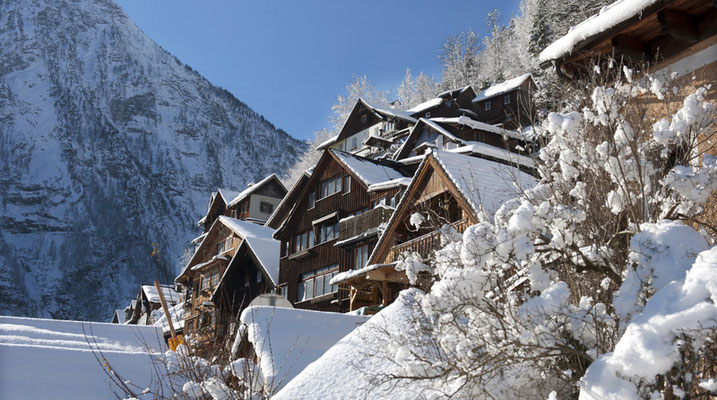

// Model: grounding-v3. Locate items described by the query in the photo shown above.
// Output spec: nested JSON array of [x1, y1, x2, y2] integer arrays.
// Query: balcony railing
[[385, 218, 471, 263], [340, 206, 394, 241]]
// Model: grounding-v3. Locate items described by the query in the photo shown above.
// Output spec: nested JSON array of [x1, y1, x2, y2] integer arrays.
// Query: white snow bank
[[580, 244, 717, 399], [539, 0, 660, 62], [0, 316, 166, 400], [239, 306, 369, 391], [274, 289, 436, 399]]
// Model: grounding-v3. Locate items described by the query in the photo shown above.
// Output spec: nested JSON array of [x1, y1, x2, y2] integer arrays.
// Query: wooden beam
[[658, 9, 699, 43], [611, 35, 648, 60]]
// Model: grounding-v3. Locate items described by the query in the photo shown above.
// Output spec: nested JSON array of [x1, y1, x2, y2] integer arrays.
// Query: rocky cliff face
[[0, 0, 305, 320]]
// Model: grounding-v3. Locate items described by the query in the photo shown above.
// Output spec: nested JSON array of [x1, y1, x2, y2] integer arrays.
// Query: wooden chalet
[[265, 171, 311, 230], [538, 0, 716, 92], [317, 98, 417, 157], [126, 284, 180, 325], [405, 85, 478, 119], [196, 175, 287, 235], [175, 216, 278, 344], [392, 116, 535, 174], [335, 150, 537, 312], [471, 73, 537, 129], [273, 149, 410, 312], [209, 233, 280, 343], [111, 309, 125, 324]]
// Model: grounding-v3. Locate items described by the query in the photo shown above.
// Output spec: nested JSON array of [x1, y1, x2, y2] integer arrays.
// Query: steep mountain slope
[[0, 0, 305, 321]]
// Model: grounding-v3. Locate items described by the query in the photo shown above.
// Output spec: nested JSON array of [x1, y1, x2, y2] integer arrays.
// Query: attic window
[[503, 94, 511, 105], [360, 114, 367, 124], [425, 111, 431, 118], [260, 201, 273, 213], [484, 100, 492, 111]]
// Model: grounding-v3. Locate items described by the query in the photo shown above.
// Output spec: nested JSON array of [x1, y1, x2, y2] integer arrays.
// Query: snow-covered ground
[[239, 306, 369, 392], [0, 316, 166, 400]]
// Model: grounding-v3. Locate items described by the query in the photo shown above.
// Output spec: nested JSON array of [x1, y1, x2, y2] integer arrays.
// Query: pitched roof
[[227, 174, 286, 208], [242, 236, 280, 286], [140, 285, 180, 304], [331, 149, 407, 186], [265, 171, 311, 229], [177, 216, 277, 281], [430, 115, 526, 140], [472, 73, 532, 102], [430, 150, 537, 217], [538, 0, 664, 64]]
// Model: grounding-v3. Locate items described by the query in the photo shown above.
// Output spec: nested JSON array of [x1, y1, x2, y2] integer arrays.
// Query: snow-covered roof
[[218, 215, 276, 240], [330, 263, 389, 285], [0, 316, 166, 400], [539, 0, 661, 63], [239, 306, 369, 390], [316, 135, 340, 150], [242, 236, 280, 286], [366, 100, 417, 123], [273, 290, 433, 399], [431, 150, 537, 217], [141, 285, 180, 304], [191, 254, 231, 271], [473, 73, 532, 102], [331, 150, 407, 186], [448, 141, 536, 170], [430, 115, 526, 141], [406, 97, 444, 114], [228, 174, 284, 208], [152, 302, 185, 333], [112, 309, 126, 324], [217, 188, 242, 205], [368, 177, 412, 192]]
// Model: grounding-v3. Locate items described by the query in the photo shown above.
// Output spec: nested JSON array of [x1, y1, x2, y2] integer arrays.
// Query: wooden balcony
[[339, 206, 394, 241], [385, 218, 471, 263]]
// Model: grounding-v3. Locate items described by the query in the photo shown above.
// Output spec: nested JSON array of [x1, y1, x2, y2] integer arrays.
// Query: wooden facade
[[338, 155, 481, 311], [471, 76, 537, 129], [275, 149, 407, 312]]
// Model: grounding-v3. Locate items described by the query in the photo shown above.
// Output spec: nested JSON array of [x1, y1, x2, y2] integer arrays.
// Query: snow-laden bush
[[373, 66, 716, 398]]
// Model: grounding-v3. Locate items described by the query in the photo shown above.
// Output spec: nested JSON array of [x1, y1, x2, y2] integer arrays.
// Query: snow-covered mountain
[[0, 0, 305, 321]]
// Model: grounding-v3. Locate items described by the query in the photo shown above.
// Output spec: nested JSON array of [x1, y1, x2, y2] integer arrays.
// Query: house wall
[[277, 155, 400, 312], [248, 194, 282, 222]]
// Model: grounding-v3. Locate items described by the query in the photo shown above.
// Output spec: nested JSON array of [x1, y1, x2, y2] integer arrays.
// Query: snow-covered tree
[[372, 64, 717, 398], [397, 69, 440, 110]]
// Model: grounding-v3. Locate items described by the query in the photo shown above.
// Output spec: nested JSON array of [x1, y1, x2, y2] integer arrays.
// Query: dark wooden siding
[[277, 155, 401, 312]]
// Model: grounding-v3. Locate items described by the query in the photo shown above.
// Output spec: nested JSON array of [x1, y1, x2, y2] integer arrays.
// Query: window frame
[[260, 201, 273, 214], [484, 100, 492, 111], [342, 175, 351, 195], [298, 264, 340, 302], [503, 94, 511, 105]]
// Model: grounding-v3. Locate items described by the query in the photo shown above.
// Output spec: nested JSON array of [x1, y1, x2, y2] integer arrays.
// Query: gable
[[335, 101, 383, 142]]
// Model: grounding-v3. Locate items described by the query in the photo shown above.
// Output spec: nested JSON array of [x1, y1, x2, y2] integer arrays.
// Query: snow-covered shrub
[[372, 64, 716, 398]]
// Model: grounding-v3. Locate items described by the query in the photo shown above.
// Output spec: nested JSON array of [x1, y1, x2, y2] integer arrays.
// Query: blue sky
[[116, 0, 521, 141]]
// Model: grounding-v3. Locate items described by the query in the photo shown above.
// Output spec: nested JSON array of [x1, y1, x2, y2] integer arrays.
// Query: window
[[279, 285, 288, 298], [260, 201, 273, 213], [316, 221, 339, 244], [484, 100, 492, 111], [201, 269, 220, 291], [360, 114, 367, 124], [343, 176, 351, 194], [282, 241, 289, 257], [256, 272, 262, 283], [319, 176, 342, 199], [351, 137, 358, 150], [308, 191, 316, 209], [504, 94, 511, 105], [294, 230, 314, 253], [298, 264, 339, 301], [425, 111, 431, 118], [355, 244, 369, 269], [216, 237, 232, 255]]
